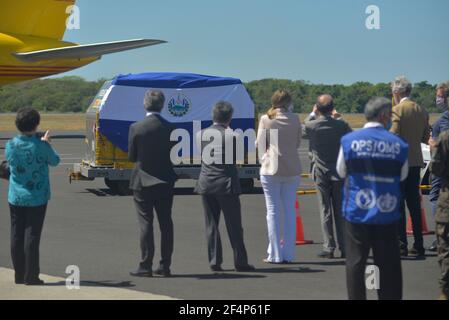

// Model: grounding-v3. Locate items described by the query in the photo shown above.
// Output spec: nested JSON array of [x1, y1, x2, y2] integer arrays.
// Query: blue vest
[[341, 127, 409, 225]]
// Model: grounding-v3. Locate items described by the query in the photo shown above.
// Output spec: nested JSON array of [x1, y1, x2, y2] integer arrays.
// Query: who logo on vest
[[340, 125, 409, 225]]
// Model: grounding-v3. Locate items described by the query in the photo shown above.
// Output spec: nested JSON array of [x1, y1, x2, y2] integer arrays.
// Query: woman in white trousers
[[256, 90, 303, 263]]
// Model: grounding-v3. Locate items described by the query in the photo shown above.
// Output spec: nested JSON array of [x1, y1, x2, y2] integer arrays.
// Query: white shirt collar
[[364, 122, 384, 129], [146, 112, 160, 117], [400, 97, 410, 104], [213, 123, 229, 128]]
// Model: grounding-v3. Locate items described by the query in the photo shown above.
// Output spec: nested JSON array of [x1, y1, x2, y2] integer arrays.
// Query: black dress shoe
[[428, 240, 438, 252], [409, 247, 425, 258], [400, 248, 408, 257], [154, 268, 171, 277], [317, 251, 334, 259], [235, 264, 256, 272], [210, 265, 224, 272], [129, 270, 153, 278], [25, 279, 45, 286], [15, 275, 24, 284]]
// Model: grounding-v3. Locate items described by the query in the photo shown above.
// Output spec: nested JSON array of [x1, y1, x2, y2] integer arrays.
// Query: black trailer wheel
[[104, 178, 132, 196], [240, 178, 255, 194], [104, 178, 117, 191]]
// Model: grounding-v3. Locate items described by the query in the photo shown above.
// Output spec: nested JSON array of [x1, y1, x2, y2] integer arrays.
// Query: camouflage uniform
[[430, 130, 449, 298]]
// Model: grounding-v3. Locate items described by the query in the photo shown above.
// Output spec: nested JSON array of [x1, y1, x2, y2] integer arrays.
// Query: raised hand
[[332, 109, 342, 119], [41, 130, 52, 143]]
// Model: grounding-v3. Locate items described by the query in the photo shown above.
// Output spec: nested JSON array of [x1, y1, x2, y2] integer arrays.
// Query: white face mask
[[436, 96, 447, 112]]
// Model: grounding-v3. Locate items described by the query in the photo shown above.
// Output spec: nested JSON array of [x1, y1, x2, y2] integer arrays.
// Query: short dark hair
[[213, 101, 234, 124], [365, 97, 391, 121], [15, 107, 40, 133], [144, 90, 165, 112]]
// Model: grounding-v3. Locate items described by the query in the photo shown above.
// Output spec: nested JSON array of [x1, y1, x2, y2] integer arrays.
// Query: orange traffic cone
[[407, 193, 434, 236], [295, 197, 314, 246]]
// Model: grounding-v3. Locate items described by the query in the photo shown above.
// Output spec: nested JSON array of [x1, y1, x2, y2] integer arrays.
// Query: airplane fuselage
[[0, 32, 98, 86]]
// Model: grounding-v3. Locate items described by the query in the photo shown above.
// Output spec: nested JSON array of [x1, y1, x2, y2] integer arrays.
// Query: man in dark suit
[[195, 101, 255, 272], [303, 95, 352, 259], [128, 90, 178, 278]]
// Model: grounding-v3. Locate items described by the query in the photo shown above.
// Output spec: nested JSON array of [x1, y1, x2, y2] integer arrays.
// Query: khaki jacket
[[256, 112, 302, 177], [391, 99, 430, 167]]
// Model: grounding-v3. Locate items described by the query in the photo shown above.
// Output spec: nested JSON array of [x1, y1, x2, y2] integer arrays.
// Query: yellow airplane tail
[[0, 0, 75, 40]]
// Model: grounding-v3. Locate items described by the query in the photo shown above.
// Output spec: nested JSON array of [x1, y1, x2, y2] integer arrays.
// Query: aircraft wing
[[14, 39, 166, 62]]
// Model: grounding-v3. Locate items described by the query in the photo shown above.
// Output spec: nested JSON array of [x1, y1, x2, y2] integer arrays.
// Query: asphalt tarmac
[[0, 132, 441, 300]]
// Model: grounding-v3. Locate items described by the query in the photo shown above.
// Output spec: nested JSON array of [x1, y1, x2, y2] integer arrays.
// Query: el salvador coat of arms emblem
[[168, 94, 191, 117]]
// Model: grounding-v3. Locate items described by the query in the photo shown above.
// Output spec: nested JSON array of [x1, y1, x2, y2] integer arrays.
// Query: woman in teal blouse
[[5, 108, 60, 285]]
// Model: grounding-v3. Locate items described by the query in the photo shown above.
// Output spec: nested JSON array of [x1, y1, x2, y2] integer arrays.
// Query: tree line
[[0, 76, 439, 114]]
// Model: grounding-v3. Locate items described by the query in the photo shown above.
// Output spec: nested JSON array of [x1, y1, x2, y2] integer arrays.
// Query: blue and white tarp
[[98, 73, 255, 152]]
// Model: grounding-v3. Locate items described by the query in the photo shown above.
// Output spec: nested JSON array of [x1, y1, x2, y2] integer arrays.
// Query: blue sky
[[61, 0, 449, 85]]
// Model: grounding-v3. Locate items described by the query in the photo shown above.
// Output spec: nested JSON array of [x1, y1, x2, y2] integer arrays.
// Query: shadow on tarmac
[[299, 260, 346, 267], [252, 267, 325, 274], [167, 273, 266, 280], [400, 254, 437, 261], [43, 280, 135, 288], [83, 189, 125, 197], [83, 188, 266, 197], [136, 267, 326, 280], [160, 267, 324, 279]]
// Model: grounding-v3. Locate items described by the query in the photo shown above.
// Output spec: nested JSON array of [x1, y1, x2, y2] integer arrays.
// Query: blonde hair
[[267, 89, 292, 119]]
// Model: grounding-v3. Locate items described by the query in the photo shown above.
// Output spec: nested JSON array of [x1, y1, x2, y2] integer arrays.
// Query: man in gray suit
[[195, 101, 255, 272], [128, 90, 178, 278], [304, 94, 352, 259]]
